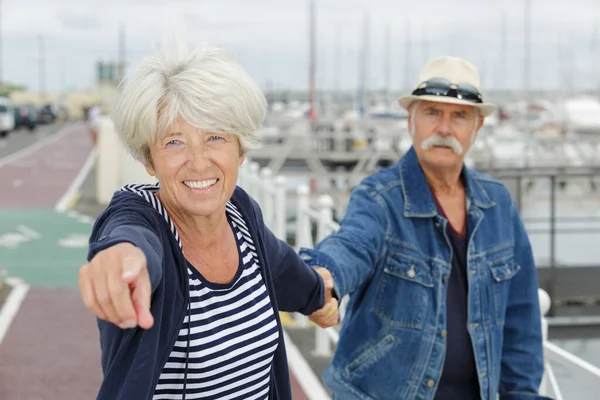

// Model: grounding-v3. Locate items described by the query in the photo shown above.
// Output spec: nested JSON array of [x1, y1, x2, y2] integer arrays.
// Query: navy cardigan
[[87, 186, 325, 400]]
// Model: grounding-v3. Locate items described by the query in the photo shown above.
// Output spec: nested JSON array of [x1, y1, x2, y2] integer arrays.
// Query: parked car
[[14, 104, 37, 131], [0, 97, 15, 138], [38, 104, 57, 124]]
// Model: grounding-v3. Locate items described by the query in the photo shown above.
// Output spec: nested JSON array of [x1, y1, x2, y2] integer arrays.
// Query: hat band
[[411, 78, 483, 104]]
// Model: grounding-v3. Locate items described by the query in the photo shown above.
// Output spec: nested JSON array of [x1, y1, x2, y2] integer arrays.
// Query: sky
[[2, 0, 600, 93]]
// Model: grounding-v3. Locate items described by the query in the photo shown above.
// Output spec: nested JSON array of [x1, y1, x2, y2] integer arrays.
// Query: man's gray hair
[[113, 40, 267, 164]]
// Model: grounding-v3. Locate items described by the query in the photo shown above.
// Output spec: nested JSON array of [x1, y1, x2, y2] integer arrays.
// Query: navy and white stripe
[[121, 184, 279, 400], [121, 183, 182, 247]]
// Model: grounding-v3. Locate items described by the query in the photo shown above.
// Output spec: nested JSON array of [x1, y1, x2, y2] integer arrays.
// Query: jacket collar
[[399, 146, 495, 218]]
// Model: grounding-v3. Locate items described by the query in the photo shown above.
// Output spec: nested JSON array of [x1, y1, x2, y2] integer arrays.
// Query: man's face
[[408, 100, 483, 169]]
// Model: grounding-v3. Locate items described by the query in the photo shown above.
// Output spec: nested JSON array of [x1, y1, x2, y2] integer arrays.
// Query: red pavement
[[0, 122, 94, 208], [0, 287, 102, 400]]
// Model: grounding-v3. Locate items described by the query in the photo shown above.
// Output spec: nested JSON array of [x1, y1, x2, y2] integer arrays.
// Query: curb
[[0, 277, 30, 345]]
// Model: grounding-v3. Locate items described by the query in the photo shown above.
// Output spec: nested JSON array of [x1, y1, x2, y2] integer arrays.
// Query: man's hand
[[309, 267, 339, 328], [79, 242, 154, 330]]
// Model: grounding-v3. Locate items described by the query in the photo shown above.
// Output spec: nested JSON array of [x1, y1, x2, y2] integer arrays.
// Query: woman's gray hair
[[113, 40, 267, 164]]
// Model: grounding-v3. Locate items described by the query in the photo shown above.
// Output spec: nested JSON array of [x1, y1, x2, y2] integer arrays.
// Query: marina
[[1, 0, 600, 397]]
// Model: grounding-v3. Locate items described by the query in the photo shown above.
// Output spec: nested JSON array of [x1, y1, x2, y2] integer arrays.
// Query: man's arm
[[499, 200, 551, 400], [299, 185, 387, 299]]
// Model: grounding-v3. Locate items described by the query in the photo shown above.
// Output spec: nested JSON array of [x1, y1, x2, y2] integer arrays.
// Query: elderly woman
[[78, 40, 338, 400]]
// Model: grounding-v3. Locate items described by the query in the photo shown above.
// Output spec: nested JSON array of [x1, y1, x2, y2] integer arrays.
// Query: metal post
[[312, 194, 336, 356], [316, 195, 334, 242], [0, 0, 3, 88], [538, 289, 551, 396], [249, 162, 260, 203], [295, 184, 311, 328], [39, 34, 46, 104], [260, 168, 274, 228], [308, 0, 317, 128], [313, 325, 332, 357], [549, 175, 557, 316], [237, 160, 247, 189], [516, 175, 523, 211], [274, 176, 287, 240], [524, 0, 532, 137], [295, 184, 312, 250]]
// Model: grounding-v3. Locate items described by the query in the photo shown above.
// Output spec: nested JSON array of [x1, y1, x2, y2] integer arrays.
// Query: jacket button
[[470, 323, 479, 329], [441, 330, 447, 337], [443, 275, 448, 283], [407, 266, 416, 278], [427, 380, 435, 388]]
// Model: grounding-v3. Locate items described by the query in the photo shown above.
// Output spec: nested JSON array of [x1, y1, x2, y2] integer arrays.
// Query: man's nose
[[436, 115, 452, 136]]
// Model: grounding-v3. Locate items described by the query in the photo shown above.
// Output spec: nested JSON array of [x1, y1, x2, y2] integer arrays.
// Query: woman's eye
[[166, 139, 182, 147]]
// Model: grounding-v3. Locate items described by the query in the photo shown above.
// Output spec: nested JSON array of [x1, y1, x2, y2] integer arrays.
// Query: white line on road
[[0, 125, 74, 169], [55, 147, 98, 212], [16, 225, 41, 239], [0, 278, 30, 345]]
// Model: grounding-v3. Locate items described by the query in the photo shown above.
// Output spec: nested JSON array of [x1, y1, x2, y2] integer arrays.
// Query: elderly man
[[301, 56, 551, 400]]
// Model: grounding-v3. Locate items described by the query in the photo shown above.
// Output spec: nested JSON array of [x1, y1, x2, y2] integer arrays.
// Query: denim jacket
[[299, 147, 552, 400]]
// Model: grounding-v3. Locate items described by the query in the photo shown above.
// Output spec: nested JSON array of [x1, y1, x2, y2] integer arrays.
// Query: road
[[0, 122, 102, 400], [0, 124, 61, 159]]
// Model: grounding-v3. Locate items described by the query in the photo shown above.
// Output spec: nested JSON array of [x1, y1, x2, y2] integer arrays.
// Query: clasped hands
[[309, 267, 339, 328]]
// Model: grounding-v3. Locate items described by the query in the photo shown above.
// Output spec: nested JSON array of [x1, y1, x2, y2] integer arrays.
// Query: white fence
[[239, 160, 600, 400]]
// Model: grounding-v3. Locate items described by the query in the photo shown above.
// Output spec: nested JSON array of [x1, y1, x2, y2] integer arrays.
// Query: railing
[[238, 160, 287, 240], [237, 160, 600, 400]]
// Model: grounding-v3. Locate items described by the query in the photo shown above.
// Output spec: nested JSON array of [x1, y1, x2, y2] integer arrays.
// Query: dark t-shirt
[[433, 196, 481, 399]]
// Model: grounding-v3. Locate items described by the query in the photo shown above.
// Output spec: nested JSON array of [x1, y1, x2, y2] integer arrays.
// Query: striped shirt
[[121, 184, 279, 400]]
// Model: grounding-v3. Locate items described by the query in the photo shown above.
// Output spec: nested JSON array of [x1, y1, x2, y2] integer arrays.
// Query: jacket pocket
[[488, 255, 521, 326], [371, 253, 433, 329], [344, 334, 398, 375]]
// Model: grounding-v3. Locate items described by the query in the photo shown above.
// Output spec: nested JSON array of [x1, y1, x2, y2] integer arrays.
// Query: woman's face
[[145, 119, 244, 219]]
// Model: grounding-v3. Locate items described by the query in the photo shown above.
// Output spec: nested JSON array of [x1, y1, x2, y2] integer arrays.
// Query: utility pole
[[421, 26, 428, 63], [404, 19, 411, 91], [0, 0, 3, 89], [308, 0, 317, 125], [334, 23, 341, 102], [60, 55, 66, 93], [592, 22, 598, 91], [118, 23, 126, 83], [39, 34, 45, 104], [384, 24, 391, 99], [357, 12, 369, 117], [524, 0, 532, 117], [499, 12, 507, 91]]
